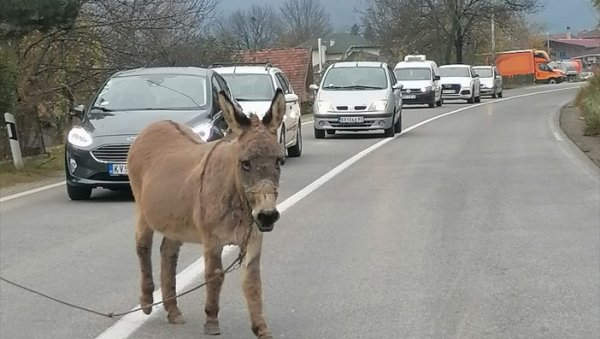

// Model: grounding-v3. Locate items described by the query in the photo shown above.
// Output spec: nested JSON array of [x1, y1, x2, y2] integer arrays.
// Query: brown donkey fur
[[127, 88, 286, 339]]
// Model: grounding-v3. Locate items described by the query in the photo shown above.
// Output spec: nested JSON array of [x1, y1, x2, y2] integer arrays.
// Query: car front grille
[[91, 144, 130, 163], [442, 84, 461, 93]]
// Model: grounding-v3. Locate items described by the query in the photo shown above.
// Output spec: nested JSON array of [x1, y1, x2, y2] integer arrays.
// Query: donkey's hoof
[[204, 321, 221, 335], [140, 296, 153, 315], [167, 311, 185, 324]]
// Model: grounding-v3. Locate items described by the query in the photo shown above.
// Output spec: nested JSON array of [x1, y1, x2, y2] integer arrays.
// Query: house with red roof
[[546, 27, 600, 60], [231, 47, 314, 102]]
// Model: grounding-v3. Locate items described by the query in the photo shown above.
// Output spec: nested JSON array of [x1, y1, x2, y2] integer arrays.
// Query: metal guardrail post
[[4, 112, 24, 169]]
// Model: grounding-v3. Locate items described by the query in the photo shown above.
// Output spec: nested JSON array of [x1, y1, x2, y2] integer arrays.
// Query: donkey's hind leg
[[159, 236, 184, 324], [135, 215, 155, 315]]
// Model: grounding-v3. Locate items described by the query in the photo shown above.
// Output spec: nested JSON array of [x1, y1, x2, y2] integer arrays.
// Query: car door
[[493, 67, 502, 91], [273, 72, 298, 144], [386, 65, 402, 113]]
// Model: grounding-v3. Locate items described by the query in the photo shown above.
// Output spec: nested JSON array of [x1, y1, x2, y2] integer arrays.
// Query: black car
[[65, 67, 234, 200]]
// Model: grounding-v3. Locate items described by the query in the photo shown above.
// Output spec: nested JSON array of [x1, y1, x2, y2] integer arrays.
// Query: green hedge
[[576, 72, 600, 136]]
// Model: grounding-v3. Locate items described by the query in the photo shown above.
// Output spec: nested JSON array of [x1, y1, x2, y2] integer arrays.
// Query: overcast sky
[[217, 0, 599, 35]]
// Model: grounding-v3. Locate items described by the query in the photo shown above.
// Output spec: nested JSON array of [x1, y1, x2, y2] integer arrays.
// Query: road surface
[[1, 83, 598, 339]]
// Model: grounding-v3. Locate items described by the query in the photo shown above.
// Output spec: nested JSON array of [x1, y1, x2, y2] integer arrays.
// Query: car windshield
[[220, 73, 274, 101], [394, 68, 432, 81], [322, 67, 387, 90], [440, 67, 471, 77], [92, 74, 207, 111], [473, 68, 493, 78]]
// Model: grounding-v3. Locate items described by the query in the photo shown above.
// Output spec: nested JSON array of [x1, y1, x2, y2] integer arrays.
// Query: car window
[[93, 74, 208, 110], [394, 68, 432, 81], [220, 73, 275, 101], [321, 66, 388, 90], [473, 68, 493, 78], [275, 73, 292, 94], [440, 67, 471, 77], [215, 74, 232, 97]]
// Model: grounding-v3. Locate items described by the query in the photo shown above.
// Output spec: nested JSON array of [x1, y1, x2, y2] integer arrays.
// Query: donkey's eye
[[241, 160, 251, 171]]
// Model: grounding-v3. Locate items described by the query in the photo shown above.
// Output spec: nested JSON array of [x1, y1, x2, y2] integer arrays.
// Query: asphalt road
[[1, 83, 598, 339]]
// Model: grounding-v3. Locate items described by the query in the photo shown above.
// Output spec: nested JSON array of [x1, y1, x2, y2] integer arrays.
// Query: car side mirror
[[70, 104, 85, 119], [309, 84, 319, 91], [434, 75, 441, 81], [473, 74, 479, 78], [392, 82, 403, 90], [285, 93, 299, 103]]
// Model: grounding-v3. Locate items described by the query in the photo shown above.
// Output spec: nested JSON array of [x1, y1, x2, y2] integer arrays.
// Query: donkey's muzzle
[[256, 209, 280, 232]]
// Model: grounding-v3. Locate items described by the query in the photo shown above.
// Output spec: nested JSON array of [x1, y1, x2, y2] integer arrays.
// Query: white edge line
[[0, 181, 65, 203], [94, 85, 581, 339]]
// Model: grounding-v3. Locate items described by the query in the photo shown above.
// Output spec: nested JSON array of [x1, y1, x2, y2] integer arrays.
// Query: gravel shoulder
[[559, 101, 600, 169]]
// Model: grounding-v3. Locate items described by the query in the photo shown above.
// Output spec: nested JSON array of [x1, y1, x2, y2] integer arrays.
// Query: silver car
[[309, 61, 403, 138], [473, 65, 504, 98]]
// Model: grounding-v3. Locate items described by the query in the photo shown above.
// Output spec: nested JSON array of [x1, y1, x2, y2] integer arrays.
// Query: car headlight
[[67, 127, 92, 147], [192, 122, 213, 142], [421, 86, 432, 93], [316, 100, 334, 113], [368, 100, 388, 111]]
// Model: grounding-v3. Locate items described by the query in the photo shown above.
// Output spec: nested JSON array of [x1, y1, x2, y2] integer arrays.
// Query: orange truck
[[495, 49, 566, 84]]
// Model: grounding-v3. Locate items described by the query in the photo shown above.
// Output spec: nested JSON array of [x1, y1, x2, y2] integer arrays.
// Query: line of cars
[[309, 55, 504, 138], [64, 56, 505, 200], [65, 63, 303, 200]]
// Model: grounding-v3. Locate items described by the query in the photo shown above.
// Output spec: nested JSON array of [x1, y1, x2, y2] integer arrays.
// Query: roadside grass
[[0, 145, 65, 189], [575, 71, 600, 136]]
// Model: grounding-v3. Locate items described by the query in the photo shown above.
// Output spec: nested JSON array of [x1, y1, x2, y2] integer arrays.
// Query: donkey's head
[[218, 88, 286, 232]]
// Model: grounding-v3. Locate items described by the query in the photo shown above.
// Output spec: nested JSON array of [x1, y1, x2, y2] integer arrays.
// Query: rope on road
[[0, 231, 251, 319]]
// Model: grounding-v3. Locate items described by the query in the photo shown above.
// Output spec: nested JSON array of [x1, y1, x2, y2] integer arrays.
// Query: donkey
[[126, 88, 286, 339]]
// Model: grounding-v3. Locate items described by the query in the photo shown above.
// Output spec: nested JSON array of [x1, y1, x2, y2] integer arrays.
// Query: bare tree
[[279, 0, 333, 46], [217, 4, 284, 50], [363, 0, 541, 64]]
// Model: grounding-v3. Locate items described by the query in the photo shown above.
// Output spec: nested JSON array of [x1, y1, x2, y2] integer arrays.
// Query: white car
[[212, 63, 303, 162], [393, 55, 443, 108], [439, 64, 481, 103], [473, 65, 503, 98]]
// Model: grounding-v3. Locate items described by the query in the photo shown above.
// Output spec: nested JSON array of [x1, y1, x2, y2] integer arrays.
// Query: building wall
[[549, 41, 594, 59]]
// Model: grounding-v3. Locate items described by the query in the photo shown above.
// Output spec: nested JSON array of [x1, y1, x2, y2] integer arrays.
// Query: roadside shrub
[[576, 71, 600, 136]]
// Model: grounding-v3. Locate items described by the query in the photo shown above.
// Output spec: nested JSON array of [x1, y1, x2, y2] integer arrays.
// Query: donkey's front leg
[[241, 233, 272, 339], [135, 217, 155, 315], [159, 236, 184, 324], [204, 245, 225, 335]]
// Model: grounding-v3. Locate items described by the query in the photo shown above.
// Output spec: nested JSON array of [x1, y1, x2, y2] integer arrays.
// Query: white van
[[393, 55, 442, 108]]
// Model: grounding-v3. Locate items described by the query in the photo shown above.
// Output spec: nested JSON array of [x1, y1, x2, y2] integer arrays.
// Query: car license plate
[[108, 163, 128, 176], [403, 94, 416, 99], [339, 116, 364, 123], [443, 89, 456, 94]]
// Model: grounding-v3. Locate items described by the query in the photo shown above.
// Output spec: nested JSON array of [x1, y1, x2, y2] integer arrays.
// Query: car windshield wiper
[[90, 106, 114, 112], [325, 85, 385, 90], [235, 98, 265, 101]]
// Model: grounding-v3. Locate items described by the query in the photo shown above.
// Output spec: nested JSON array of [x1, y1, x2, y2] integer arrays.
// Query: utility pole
[[491, 14, 496, 63]]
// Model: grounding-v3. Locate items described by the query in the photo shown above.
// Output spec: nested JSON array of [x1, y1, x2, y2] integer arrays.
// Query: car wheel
[[314, 127, 325, 139], [384, 113, 395, 137], [394, 111, 402, 133], [548, 78, 557, 84], [475, 95, 481, 103], [287, 121, 302, 158], [67, 184, 92, 201], [492, 87, 497, 98], [436, 96, 442, 106], [279, 127, 287, 164], [428, 96, 435, 108], [498, 90, 503, 98]]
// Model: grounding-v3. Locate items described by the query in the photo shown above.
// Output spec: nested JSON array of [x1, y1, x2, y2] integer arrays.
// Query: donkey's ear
[[262, 88, 285, 134], [218, 90, 251, 135]]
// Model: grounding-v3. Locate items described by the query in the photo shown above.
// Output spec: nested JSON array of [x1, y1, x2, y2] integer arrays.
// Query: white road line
[[0, 182, 65, 203], [95, 85, 581, 339]]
